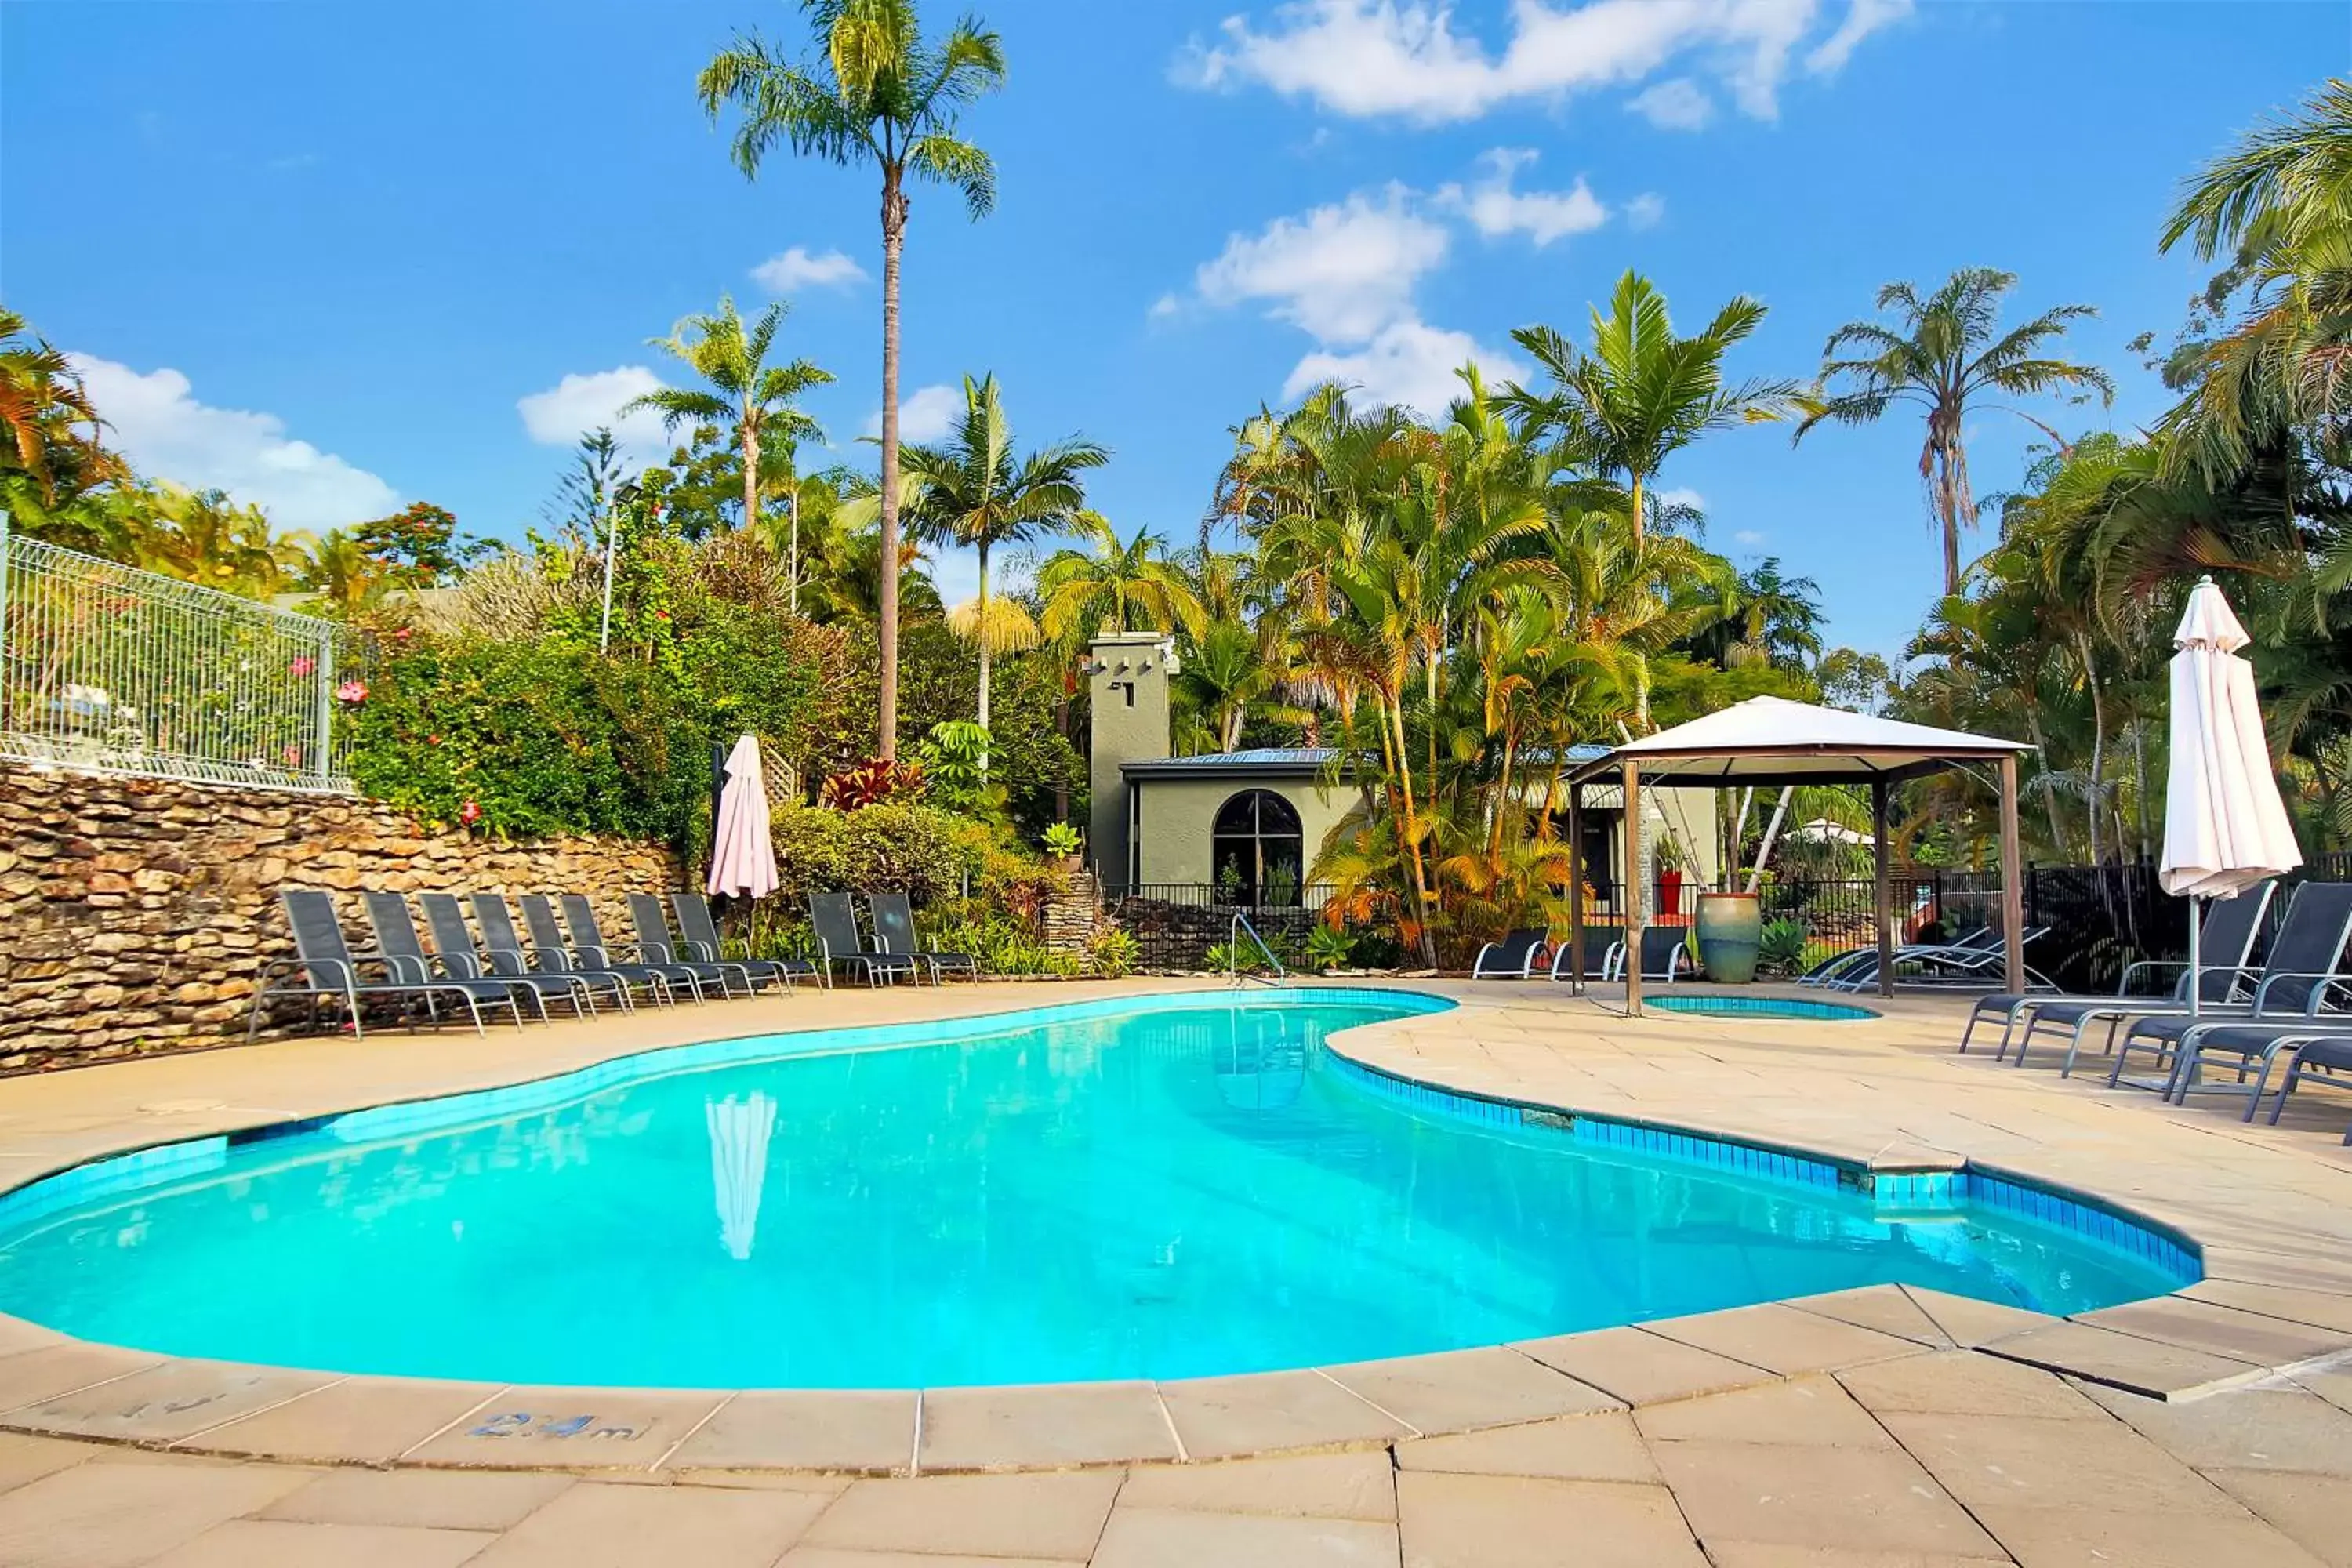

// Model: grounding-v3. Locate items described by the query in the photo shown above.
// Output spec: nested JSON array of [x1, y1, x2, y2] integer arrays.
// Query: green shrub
[[1305, 924, 1356, 971], [1085, 927, 1141, 978], [1757, 917, 1810, 978], [768, 801, 976, 906]]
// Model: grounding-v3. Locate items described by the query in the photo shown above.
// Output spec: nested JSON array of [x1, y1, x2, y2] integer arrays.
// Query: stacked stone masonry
[[0, 768, 677, 1073]]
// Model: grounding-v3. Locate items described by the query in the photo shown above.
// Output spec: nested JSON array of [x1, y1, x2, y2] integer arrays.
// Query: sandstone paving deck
[[2, 979, 2352, 1559]]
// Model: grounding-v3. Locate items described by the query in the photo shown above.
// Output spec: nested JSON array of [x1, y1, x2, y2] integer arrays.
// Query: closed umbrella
[[2161, 578, 2302, 1012], [707, 733, 779, 899]]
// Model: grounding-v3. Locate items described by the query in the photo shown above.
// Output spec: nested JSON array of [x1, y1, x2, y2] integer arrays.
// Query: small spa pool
[[0, 989, 2190, 1388], [1646, 994, 1879, 1021]]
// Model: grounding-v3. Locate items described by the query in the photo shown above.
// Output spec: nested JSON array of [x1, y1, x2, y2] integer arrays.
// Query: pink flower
[[335, 679, 368, 704], [393, 626, 413, 642], [289, 656, 315, 678], [459, 799, 481, 826]]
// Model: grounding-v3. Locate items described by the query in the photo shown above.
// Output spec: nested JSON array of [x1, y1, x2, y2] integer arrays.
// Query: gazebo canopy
[[1559, 696, 2031, 1007], [1566, 696, 2025, 788]]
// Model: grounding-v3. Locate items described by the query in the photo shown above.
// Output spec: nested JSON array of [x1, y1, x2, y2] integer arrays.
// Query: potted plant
[[1041, 821, 1083, 871], [1653, 835, 1686, 922]]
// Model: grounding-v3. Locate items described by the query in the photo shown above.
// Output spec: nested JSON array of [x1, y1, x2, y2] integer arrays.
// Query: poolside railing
[[0, 514, 357, 794]]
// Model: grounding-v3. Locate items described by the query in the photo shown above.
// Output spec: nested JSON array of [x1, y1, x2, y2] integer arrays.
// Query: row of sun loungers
[[1954, 878, 2352, 1140], [252, 887, 978, 1040], [1470, 927, 1694, 983]]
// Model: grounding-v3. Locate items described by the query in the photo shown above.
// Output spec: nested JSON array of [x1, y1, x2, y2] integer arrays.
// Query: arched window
[[1211, 789, 1305, 906]]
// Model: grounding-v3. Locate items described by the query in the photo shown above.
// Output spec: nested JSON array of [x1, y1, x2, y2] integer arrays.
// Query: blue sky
[[1, 1, 2337, 659]]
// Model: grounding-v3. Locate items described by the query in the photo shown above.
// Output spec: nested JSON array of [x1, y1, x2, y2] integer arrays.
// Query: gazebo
[[1560, 696, 2031, 1010]]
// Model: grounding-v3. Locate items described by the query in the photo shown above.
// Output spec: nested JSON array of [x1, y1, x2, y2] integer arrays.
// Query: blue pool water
[[1649, 995, 1878, 1021], [0, 989, 2190, 1388]]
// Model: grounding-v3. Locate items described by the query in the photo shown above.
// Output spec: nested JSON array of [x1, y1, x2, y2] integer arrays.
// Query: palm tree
[[623, 295, 829, 537], [1795, 267, 2114, 594], [1036, 513, 1205, 643], [2158, 79, 2352, 481], [902, 374, 1106, 736], [699, 0, 1007, 760], [0, 307, 127, 510], [1504, 270, 1795, 550]]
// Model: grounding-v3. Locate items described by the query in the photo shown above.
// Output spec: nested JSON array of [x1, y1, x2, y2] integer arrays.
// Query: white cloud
[[1627, 77, 1713, 130], [751, 245, 866, 292], [864, 383, 963, 445], [1437, 148, 1607, 245], [1148, 292, 1182, 321], [1659, 487, 1707, 510], [67, 354, 399, 529], [1733, 528, 1766, 546], [516, 366, 676, 470], [1180, 0, 1890, 125], [1806, 0, 1911, 74], [1624, 192, 1667, 230], [1195, 184, 1450, 343], [1285, 318, 1526, 418]]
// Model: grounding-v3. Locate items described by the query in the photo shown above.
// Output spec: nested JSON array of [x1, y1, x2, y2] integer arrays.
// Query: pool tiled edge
[[1319, 1036, 2204, 1284]]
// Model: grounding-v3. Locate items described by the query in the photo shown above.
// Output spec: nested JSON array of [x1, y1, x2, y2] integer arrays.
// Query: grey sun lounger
[[2252, 1033, 2352, 1136], [869, 891, 976, 984], [1472, 928, 1548, 979], [1603, 926, 1694, 983], [1824, 926, 2051, 992], [1961, 881, 2274, 1063], [469, 893, 642, 1013], [1799, 926, 2002, 988], [249, 889, 513, 1041], [2101, 881, 2352, 1097], [628, 893, 770, 997], [673, 892, 815, 993], [515, 894, 673, 1007], [563, 894, 711, 1003], [811, 891, 920, 987], [365, 891, 563, 1025], [414, 893, 591, 1022]]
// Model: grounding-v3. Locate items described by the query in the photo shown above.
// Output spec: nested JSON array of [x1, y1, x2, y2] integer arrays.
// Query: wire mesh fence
[[0, 516, 356, 794], [1101, 883, 1340, 971]]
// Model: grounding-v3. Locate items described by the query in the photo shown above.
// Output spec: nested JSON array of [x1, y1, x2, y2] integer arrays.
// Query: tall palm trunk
[[2023, 706, 2068, 853], [1382, 691, 1439, 969], [975, 540, 993, 779], [1929, 405, 1967, 594], [742, 417, 760, 536], [1628, 470, 1645, 551], [877, 171, 908, 760]]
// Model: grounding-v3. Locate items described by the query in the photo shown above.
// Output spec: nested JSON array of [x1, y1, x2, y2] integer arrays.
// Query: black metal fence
[[1103, 855, 2352, 983]]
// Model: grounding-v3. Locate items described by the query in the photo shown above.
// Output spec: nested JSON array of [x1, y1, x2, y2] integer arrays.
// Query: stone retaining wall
[[0, 767, 676, 1073]]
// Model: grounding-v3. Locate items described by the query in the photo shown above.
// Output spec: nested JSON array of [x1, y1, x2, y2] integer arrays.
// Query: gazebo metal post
[[1566, 782, 1586, 995], [1622, 759, 1643, 1016], [1998, 754, 2025, 995], [1871, 779, 1894, 999]]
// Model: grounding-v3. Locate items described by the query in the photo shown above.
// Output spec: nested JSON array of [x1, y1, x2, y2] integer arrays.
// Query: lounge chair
[[364, 891, 563, 1025], [1824, 926, 2052, 992], [467, 893, 642, 1014], [1959, 881, 2274, 1061], [562, 894, 711, 1003], [515, 894, 674, 1007], [2252, 1033, 2352, 1134], [1798, 926, 2003, 988], [673, 892, 815, 993], [810, 891, 920, 987], [248, 889, 513, 1041], [415, 893, 593, 1021], [2101, 881, 2352, 1096], [1471, 928, 1548, 979], [1602, 926, 1694, 984], [627, 893, 768, 997], [868, 891, 977, 984]]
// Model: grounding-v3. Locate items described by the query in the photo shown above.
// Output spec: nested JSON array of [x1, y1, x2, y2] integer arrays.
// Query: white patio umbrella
[[707, 734, 779, 899], [2161, 577, 2302, 1012], [706, 1091, 778, 1261]]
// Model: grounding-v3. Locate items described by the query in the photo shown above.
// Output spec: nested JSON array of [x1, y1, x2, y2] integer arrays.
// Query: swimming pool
[[0, 989, 2191, 1388], [1648, 995, 1878, 1021]]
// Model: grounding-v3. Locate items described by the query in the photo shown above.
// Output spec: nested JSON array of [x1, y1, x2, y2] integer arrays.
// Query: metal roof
[[1120, 747, 1336, 779]]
